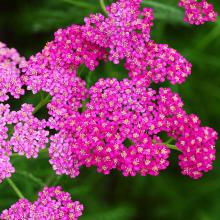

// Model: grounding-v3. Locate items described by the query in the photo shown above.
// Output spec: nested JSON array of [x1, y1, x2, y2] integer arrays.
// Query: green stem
[[99, 0, 108, 15], [195, 20, 220, 51], [165, 138, 173, 144], [166, 144, 181, 152], [86, 71, 93, 89], [7, 124, 14, 140], [62, 0, 95, 9], [40, 91, 44, 101], [16, 171, 45, 187], [153, 140, 181, 152], [77, 65, 86, 77], [7, 178, 25, 199], [33, 94, 51, 115]]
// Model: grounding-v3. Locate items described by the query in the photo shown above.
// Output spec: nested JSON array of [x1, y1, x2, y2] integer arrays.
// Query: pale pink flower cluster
[[0, 42, 26, 102], [0, 149, 15, 184], [179, 0, 217, 25], [47, 74, 88, 131], [0, 103, 49, 183], [1, 186, 84, 220]]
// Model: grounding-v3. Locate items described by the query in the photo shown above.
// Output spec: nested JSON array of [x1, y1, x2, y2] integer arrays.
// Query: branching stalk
[[33, 94, 51, 115], [7, 178, 24, 199], [99, 0, 108, 15]]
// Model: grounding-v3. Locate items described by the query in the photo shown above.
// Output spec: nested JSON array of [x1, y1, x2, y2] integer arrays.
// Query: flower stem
[[7, 178, 24, 199], [153, 139, 181, 152], [99, 0, 108, 15], [166, 143, 181, 152], [165, 138, 173, 144], [33, 94, 51, 115]]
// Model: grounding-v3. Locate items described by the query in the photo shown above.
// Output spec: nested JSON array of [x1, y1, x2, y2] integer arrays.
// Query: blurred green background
[[0, 0, 220, 219]]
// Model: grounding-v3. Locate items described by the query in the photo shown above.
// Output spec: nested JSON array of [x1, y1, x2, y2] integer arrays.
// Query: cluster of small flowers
[[18, 0, 217, 180], [0, 42, 26, 102], [0, 0, 217, 184], [22, 25, 106, 83], [82, 0, 192, 85], [0, 186, 84, 220], [124, 40, 192, 85], [83, 0, 153, 64], [0, 149, 15, 184], [179, 0, 217, 25], [44, 72, 88, 130], [174, 115, 217, 179], [49, 78, 217, 179], [22, 25, 106, 95], [1, 0, 217, 218], [0, 103, 49, 183], [21, 25, 105, 128]]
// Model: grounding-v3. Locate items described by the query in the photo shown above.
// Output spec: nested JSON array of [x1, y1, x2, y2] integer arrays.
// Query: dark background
[[0, 0, 220, 219]]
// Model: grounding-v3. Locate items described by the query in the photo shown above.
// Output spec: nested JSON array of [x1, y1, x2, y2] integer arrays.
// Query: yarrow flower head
[[0, 148, 15, 183], [0, 0, 218, 186], [22, 25, 106, 88], [0, 103, 49, 183], [179, 0, 217, 25], [124, 40, 192, 85], [21, 26, 101, 129], [82, 0, 192, 86], [83, 0, 154, 64], [46, 74, 88, 130], [0, 186, 84, 220], [0, 42, 26, 102], [49, 78, 218, 179], [169, 114, 218, 179], [9, 104, 49, 158], [0, 2, 219, 219]]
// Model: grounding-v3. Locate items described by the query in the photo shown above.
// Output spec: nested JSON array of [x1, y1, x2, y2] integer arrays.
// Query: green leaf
[[142, 1, 185, 24], [62, 0, 96, 9], [82, 205, 135, 220]]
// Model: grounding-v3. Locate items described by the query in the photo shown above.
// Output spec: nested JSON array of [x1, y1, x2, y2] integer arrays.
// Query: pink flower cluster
[[0, 42, 26, 102], [1, 186, 83, 220], [0, 103, 49, 183], [82, 0, 153, 64], [82, 0, 192, 85], [174, 116, 217, 179], [22, 25, 106, 89], [1, 0, 218, 219], [49, 78, 217, 179], [179, 0, 217, 25], [124, 40, 192, 85], [0, 0, 218, 184], [0, 149, 15, 184], [21, 25, 105, 129], [46, 75, 87, 131], [17, 0, 217, 180]]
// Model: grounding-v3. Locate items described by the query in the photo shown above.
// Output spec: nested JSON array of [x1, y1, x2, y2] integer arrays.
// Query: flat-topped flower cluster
[[0, 0, 218, 182], [1, 186, 83, 220], [179, 0, 217, 25], [0, 102, 49, 183], [49, 78, 217, 179], [0, 0, 218, 218]]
